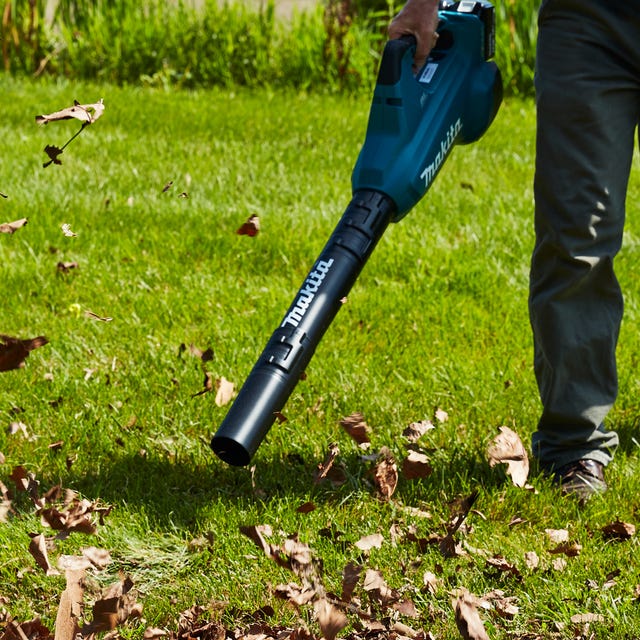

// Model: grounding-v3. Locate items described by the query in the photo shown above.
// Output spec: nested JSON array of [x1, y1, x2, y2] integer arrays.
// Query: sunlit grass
[[1, 76, 640, 637]]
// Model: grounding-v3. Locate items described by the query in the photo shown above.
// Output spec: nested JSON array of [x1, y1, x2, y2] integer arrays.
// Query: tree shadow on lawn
[[64, 438, 510, 532]]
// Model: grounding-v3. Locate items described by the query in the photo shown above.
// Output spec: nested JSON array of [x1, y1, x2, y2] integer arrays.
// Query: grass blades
[[1, 77, 640, 638]]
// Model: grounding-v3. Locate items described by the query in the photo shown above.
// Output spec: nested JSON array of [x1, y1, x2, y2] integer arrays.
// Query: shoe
[[548, 459, 607, 502]]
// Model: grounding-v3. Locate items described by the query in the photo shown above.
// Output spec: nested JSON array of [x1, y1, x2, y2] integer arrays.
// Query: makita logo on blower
[[420, 118, 462, 187], [281, 258, 335, 328]]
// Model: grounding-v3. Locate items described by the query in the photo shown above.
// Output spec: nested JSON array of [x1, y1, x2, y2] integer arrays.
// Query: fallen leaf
[[341, 562, 362, 602], [435, 408, 448, 422], [402, 449, 433, 479], [545, 528, 569, 543], [487, 426, 529, 487], [0, 218, 28, 234], [237, 214, 260, 237], [601, 520, 636, 541], [363, 569, 399, 606], [214, 377, 235, 407], [274, 582, 316, 606], [54, 567, 85, 640], [162, 181, 173, 193], [453, 591, 489, 640], [570, 613, 604, 624], [28, 533, 59, 575], [36, 99, 105, 125], [548, 541, 582, 557], [57, 261, 79, 273], [339, 412, 371, 446], [402, 419, 435, 442], [0, 335, 48, 372], [372, 447, 397, 500], [43, 144, 64, 167], [355, 533, 384, 551], [81, 576, 140, 635], [524, 551, 539, 570], [144, 628, 167, 640], [313, 598, 347, 640]]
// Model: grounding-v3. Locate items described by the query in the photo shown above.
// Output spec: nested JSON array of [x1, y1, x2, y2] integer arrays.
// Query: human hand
[[388, 0, 440, 72]]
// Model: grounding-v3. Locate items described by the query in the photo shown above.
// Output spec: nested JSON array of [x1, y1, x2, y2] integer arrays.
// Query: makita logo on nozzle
[[281, 258, 335, 328], [420, 118, 462, 187]]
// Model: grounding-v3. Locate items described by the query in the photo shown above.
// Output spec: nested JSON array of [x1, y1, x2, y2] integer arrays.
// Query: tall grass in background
[[1, 0, 539, 94]]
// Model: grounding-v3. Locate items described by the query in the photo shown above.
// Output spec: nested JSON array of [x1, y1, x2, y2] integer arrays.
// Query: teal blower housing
[[211, 0, 502, 466]]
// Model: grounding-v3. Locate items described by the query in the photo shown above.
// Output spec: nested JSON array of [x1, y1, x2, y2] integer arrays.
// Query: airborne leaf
[[36, 99, 105, 125], [236, 214, 260, 237], [0, 334, 48, 372], [487, 426, 529, 487], [0, 218, 28, 234]]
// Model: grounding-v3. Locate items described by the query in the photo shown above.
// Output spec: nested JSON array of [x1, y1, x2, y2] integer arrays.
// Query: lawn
[[1, 75, 640, 639]]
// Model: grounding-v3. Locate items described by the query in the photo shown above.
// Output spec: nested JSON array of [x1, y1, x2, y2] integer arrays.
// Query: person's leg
[[530, 0, 640, 471]]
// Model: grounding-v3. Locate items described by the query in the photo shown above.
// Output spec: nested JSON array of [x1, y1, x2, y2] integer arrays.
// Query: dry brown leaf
[[28, 533, 59, 576], [570, 613, 604, 624], [214, 377, 236, 407], [143, 628, 167, 640], [81, 576, 140, 635], [274, 582, 316, 606], [601, 520, 636, 541], [313, 598, 348, 640], [296, 501, 316, 514], [487, 426, 529, 487], [54, 568, 84, 640], [548, 541, 582, 557], [453, 592, 490, 640], [339, 412, 371, 446], [363, 569, 399, 606], [402, 419, 435, 442], [402, 449, 433, 479], [56, 261, 78, 274], [524, 551, 539, 570], [0, 335, 48, 372], [341, 562, 362, 602], [36, 99, 105, 125], [0, 218, 28, 234], [485, 556, 521, 578], [236, 214, 260, 237], [313, 443, 341, 485], [435, 408, 449, 422], [354, 533, 384, 551], [239, 524, 273, 556], [545, 528, 569, 543], [372, 447, 397, 500]]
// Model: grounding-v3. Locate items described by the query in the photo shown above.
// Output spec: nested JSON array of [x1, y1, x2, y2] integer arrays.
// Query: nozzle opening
[[211, 436, 251, 467]]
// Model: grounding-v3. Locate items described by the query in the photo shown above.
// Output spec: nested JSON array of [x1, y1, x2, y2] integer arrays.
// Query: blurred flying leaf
[[36, 99, 105, 168], [0, 217, 28, 234], [0, 335, 48, 372], [236, 214, 260, 237], [36, 99, 105, 125]]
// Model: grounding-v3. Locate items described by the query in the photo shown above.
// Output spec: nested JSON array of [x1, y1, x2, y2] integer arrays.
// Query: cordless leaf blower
[[211, 0, 502, 466]]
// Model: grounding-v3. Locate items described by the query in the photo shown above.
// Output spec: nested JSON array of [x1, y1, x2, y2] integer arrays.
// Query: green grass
[[1, 76, 640, 638]]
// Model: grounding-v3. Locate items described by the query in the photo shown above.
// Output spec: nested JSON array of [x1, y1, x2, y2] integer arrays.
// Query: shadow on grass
[[61, 435, 512, 532]]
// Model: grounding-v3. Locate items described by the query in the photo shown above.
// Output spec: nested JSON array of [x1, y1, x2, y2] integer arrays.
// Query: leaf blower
[[211, 0, 502, 466]]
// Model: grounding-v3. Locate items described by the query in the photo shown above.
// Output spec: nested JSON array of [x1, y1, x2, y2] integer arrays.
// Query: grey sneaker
[[550, 459, 607, 502]]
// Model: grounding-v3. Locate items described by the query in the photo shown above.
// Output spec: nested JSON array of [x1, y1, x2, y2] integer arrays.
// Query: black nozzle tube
[[211, 189, 396, 466]]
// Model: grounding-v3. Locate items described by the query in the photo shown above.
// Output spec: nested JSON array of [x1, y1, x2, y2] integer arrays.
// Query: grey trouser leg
[[529, 0, 640, 467]]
